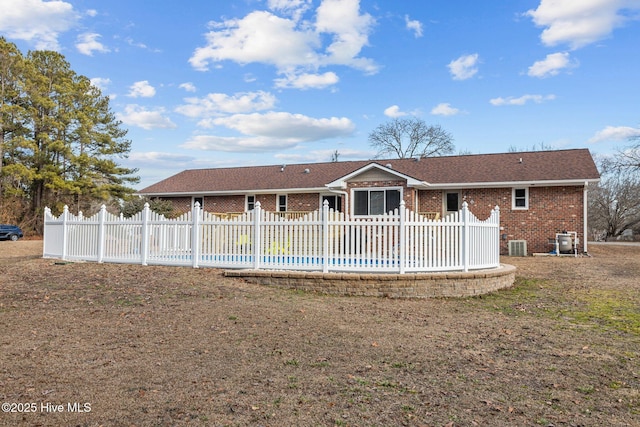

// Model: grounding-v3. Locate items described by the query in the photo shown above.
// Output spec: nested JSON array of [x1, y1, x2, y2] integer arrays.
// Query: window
[[512, 188, 529, 210], [353, 188, 401, 215], [321, 195, 342, 212], [246, 195, 255, 211], [445, 192, 459, 212], [193, 197, 204, 209], [277, 195, 287, 212]]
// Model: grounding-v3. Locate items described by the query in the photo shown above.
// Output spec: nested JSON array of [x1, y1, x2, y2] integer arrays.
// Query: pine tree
[[0, 38, 28, 203], [0, 39, 139, 231]]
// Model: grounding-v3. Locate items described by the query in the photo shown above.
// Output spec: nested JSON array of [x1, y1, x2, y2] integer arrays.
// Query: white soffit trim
[[425, 178, 600, 189], [137, 187, 329, 197]]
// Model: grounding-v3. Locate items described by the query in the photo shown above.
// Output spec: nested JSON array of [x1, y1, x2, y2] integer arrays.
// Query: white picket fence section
[[43, 200, 500, 273]]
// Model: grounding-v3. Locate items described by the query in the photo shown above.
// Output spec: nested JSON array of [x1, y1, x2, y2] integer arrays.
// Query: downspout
[[583, 181, 589, 254]]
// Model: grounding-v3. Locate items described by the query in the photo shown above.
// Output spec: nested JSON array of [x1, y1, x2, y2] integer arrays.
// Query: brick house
[[138, 149, 600, 255]]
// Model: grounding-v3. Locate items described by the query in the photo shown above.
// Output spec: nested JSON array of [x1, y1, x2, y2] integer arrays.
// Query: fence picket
[[43, 202, 500, 273]]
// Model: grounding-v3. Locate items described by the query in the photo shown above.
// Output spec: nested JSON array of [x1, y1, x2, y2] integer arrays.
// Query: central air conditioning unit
[[508, 240, 527, 257]]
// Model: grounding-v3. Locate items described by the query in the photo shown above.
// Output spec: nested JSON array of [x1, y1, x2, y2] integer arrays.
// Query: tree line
[[0, 38, 138, 234]]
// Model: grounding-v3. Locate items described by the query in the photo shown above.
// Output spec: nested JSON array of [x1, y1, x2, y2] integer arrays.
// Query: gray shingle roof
[[139, 149, 600, 195]]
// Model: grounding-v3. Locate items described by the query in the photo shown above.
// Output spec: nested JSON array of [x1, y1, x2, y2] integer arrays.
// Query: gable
[[326, 162, 426, 189], [348, 167, 406, 183]]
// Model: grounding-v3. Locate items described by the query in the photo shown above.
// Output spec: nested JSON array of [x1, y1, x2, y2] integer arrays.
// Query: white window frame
[[444, 191, 460, 213], [277, 194, 287, 212], [512, 187, 529, 210], [351, 187, 402, 216], [246, 195, 256, 211]]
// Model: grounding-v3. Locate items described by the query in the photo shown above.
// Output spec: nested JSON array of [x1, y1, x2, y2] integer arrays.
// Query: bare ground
[[0, 241, 639, 427]]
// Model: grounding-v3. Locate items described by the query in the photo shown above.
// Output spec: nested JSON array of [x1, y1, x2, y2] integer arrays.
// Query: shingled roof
[[139, 149, 600, 195]]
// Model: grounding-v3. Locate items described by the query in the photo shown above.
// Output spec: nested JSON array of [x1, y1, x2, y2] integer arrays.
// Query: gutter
[[137, 186, 330, 197], [421, 178, 601, 190]]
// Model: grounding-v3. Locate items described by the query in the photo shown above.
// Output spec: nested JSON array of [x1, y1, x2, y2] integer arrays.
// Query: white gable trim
[[326, 162, 427, 189]]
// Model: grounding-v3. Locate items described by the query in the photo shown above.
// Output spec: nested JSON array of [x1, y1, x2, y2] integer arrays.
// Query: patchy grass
[[474, 261, 640, 337], [0, 241, 639, 426], [563, 289, 640, 335]]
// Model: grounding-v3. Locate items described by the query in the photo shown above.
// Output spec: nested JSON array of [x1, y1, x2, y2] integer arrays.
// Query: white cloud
[[179, 82, 197, 92], [175, 91, 277, 119], [268, 0, 312, 21], [128, 151, 196, 167], [405, 15, 423, 38], [189, 0, 377, 85], [275, 72, 339, 89], [526, 0, 640, 49], [127, 81, 156, 98], [489, 94, 556, 106], [121, 36, 149, 50], [588, 125, 640, 143], [431, 103, 460, 116], [211, 112, 355, 141], [181, 111, 355, 153], [189, 11, 318, 72], [85, 9, 97, 17], [448, 53, 479, 80], [90, 77, 111, 91], [384, 105, 408, 118], [117, 105, 176, 130], [76, 32, 109, 56], [315, 0, 376, 72], [181, 135, 302, 152], [528, 52, 577, 78], [0, 0, 79, 50]]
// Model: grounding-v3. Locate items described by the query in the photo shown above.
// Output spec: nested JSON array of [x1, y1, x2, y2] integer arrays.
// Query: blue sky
[[1, 0, 639, 189]]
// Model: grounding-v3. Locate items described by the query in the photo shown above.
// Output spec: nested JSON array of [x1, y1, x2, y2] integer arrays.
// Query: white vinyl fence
[[43, 201, 500, 273]]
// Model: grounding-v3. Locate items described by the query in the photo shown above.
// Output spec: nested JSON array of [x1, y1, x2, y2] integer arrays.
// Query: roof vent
[[518, 158, 523, 163], [280, 165, 286, 172], [386, 163, 393, 169], [304, 168, 310, 174]]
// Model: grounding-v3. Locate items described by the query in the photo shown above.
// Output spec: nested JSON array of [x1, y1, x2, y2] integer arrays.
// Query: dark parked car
[[0, 224, 23, 241]]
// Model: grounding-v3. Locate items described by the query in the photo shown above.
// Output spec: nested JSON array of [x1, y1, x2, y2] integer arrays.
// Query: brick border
[[223, 264, 516, 298]]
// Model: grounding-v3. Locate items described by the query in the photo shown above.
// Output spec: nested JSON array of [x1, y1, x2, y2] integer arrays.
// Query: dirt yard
[[1, 241, 639, 427]]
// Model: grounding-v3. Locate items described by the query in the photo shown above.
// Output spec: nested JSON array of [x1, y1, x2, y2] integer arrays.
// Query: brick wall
[[166, 197, 192, 215], [160, 182, 586, 255], [204, 195, 245, 213], [418, 186, 585, 254], [286, 193, 321, 211], [162, 193, 324, 215]]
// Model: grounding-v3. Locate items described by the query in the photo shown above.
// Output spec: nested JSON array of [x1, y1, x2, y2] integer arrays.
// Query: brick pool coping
[[223, 264, 516, 298]]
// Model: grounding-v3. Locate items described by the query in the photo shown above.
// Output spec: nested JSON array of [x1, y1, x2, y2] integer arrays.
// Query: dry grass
[[0, 241, 639, 426]]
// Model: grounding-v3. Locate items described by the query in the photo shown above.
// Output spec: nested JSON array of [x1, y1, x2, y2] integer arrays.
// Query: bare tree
[[589, 160, 640, 239], [613, 135, 640, 171], [368, 118, 454, 159], [508, 142, 554, 152]]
